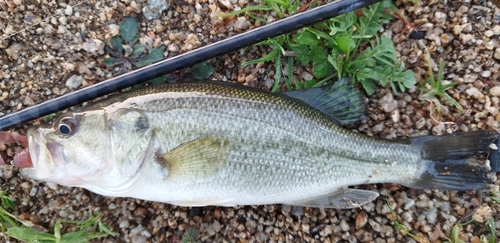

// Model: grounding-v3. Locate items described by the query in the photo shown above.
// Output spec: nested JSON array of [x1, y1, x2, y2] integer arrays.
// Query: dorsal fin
[[284, 78, 365, 125]]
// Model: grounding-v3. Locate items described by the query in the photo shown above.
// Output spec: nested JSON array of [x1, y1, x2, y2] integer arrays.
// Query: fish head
[[21, 107, 153, 190]]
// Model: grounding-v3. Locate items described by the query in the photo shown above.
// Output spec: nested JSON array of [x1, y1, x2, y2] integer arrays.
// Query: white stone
[[65, 5, 73, 15], [490, 85, 500, 97], [65, 75, 83, 89]]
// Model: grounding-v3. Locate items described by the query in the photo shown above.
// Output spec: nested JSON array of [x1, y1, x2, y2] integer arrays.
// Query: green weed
[[418, 51, 463, 113], [103, 16, 165, 69], [386, 199, 429, 243], [221, 0, 416, 94], [181, 226, 200, 243], [0, 190, 116, 243]]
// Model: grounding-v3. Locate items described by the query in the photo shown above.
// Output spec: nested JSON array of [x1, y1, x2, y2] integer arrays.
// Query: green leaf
[[289, 44, 312, 65], [401, 70, 416, 88], [313, 61, 329, 78], [110, 36, 123, 53], [103, 58, 125, 67], [335, 35, 355, 54], [243, 48, 280, 65], [295, 81, 304, 90], [61, 231, 109, 243], [120, 16, 139, 43], [6, 227, 56, 241], [192, 62, 215, 80], [304, 80, 318, 89], [133, 46, 165, 68], [360, 79, 376, 95], [310, 45, 327, 63], [130, 45, 145, 58], [216, 5, 273, 18], [293, 31, 319, 46]]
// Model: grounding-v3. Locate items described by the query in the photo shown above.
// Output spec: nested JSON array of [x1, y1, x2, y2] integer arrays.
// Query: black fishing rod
[[0, 0, 382, 130]]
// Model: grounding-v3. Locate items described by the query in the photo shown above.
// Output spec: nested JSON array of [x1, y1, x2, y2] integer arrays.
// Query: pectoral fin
[[290, 188, 380, 209], [156, 135, 230, 179]]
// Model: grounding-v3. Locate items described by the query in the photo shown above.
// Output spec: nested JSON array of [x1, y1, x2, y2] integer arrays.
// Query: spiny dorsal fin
[[156, 135, 230, 179], [284, 78, 365, 125]]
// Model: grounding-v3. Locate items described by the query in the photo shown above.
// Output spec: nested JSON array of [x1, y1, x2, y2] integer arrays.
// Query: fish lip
[[26, 127, 41, 168]]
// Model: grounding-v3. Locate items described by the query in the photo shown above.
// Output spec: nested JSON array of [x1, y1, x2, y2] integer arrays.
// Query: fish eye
[[57, 117, 78, 135]]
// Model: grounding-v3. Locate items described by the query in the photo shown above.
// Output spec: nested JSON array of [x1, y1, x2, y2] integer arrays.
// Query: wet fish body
[[21, 81, 499, 208]]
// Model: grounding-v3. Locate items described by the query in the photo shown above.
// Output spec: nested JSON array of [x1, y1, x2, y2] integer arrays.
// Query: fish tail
[[407, 130, 499, 191]]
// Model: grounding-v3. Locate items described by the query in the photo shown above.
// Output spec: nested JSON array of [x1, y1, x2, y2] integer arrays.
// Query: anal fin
[[289, 188, 379, 209]]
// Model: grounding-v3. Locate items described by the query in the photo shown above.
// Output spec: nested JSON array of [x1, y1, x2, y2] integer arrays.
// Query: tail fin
[[407, 131, 499, 191]]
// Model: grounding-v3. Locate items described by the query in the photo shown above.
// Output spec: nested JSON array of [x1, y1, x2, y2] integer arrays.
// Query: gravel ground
[[1, 0, 500, 242]]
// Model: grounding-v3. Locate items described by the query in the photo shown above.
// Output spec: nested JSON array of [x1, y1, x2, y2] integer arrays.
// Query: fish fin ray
[[284, 78, 366, 125], [158, 135, 230, 179], [406, 131, 500, 190], [289, 188, 379, 209], [412, 130, 498, 161]]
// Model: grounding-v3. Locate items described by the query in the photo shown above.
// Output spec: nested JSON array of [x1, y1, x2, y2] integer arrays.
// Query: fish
[[15, 80, 500, 209]]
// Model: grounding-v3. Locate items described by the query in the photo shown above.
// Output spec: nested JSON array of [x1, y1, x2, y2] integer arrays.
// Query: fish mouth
[[20, 128, 64, 179]]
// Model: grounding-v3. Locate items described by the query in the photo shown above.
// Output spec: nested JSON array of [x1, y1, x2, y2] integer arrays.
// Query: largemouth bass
[[19, 80, 499, 208]]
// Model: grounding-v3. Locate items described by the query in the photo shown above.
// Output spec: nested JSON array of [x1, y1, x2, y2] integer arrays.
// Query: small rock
[[481, 70, 491, 78], [355, 211, 368, 229], [82, 38, 104, 55], [494, 48, 500, 61], [143, 0, 169, 20], [434, 12, 446, 19], [485, 30, 494, 37], [108, 203, 117, 210], [5, 43, 23, 60], [390, 110, 400, 123], [378, 93, 398, 113], [490, 86, 500, 97], [109, 24, 119, 36], [340, 219, 349, 231], [465, 86, 482, 97], [463, 73, 477, 83], [65, 75, 83, 89], [472, 205, 492, 223], [300, 72, 313, 81], [493, 25, 500, 35], [65, 5, 73, 15], [234, 16, 251, 30]]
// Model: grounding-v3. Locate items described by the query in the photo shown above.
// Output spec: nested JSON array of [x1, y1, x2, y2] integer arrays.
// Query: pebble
[[494, 48, 500, 60], [5, 43, 23, 60], [490, 86, 500, 97], [378, 93, 398, 113], [65, 5, 73, 16], [65, 75, 83, 89], [472, 206, 492, 223], [340, 219, 350, 231], [355, 211, 368, 229], [481, 70, 491, 78], [234, 17, 251, 30], [143, 0, 169, 20], [493, 25, 500, 35], [82, 39, 105, 55]]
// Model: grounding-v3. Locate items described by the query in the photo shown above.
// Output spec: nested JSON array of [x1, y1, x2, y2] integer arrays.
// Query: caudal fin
[[407, 130, 499, 191]]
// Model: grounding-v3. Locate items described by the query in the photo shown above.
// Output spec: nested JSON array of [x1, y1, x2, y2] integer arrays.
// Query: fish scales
[[21, 82, 499, 208], [98, 83, 422, 204]]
